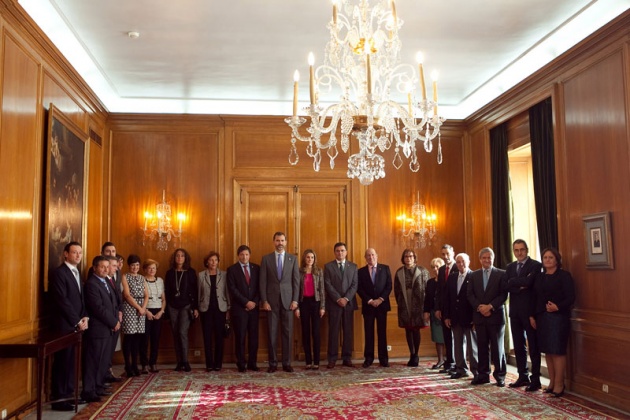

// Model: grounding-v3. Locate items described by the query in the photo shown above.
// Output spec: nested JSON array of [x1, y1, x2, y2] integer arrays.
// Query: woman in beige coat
[[394, 248, 429, 367], [198, 251, 230, 371]]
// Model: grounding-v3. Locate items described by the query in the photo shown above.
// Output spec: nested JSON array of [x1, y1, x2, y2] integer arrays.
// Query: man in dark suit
[[434, 244, 456, 374], [227, 245, 261, 372], [260, 232, 300, 372], [357, 248, 392, 368], [505, 239, 543, 391], [467, 247, 508, 386], [49, 241, 89, 411], [324, 242, 358, 368], [82, 256, 120, 403], [443, 253, 477, 380]]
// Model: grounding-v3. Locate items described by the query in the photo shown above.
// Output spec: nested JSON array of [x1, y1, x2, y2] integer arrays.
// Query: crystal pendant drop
[[437, 137, 443, 164], [424, 139, 433, 153], [392, 150, 403, 169], [288, 144, 299, 165], [409, 155, 420, 172]]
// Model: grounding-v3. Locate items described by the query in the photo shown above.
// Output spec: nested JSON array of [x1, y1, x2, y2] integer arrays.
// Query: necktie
[[339, 262, 344, 274], [277, 253, 283, 280], [444, 265, 449, 280], [102, 278, 111, 294], [483, 269, 489, 290], [457, 273, 464, 294], [516, 262, 523, 276], [71, 268, 81, 292], [243, 264, 250, 285], [371, 266, 376, 284]]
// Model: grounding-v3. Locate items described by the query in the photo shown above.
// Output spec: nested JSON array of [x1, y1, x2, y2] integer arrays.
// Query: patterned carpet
[[78, 362, 623, 419]]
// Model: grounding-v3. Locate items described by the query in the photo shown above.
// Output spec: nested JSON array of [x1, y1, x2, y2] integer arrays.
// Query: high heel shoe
[[543, 387, 554, 394], [432, 360, 445, 369], [551, 386, 565, 398]]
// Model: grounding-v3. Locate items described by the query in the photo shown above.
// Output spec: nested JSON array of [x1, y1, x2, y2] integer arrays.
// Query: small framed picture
[[583, 212, 613, 269]]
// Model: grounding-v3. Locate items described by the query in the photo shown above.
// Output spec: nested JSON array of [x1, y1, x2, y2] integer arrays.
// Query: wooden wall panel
[[86, 138, 103, 274]]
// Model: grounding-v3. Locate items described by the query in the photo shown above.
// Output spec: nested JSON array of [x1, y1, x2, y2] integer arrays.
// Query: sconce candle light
[[142, 190, 185, 251], [397, 192, 436, 249]]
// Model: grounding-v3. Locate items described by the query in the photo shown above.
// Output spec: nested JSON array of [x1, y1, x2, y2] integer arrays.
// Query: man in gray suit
[[260, 232, 300, 372], [467, 247, 508, 386], [324, 242, 358, 368]]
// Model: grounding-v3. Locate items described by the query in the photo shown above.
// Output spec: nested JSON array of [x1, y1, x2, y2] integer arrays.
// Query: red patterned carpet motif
[[81, 363, 625, 419]]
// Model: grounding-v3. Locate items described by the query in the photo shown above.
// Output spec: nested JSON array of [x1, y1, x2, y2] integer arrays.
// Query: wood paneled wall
[[0, 1, 107, 415], [464, 10, 630, 412]]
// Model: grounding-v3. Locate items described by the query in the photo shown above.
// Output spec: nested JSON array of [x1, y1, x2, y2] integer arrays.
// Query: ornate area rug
[[79, 363, 624, 419]]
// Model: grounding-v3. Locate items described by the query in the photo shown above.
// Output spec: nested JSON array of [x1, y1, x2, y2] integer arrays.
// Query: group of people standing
[[428, 241, 575, 398], [48, 234, 575, 411]]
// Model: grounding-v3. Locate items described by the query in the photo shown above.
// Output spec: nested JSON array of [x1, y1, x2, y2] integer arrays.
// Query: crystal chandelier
[[142, 190, 185, 251], [397, 192, 437, 249], [285, 0, 445, 186]]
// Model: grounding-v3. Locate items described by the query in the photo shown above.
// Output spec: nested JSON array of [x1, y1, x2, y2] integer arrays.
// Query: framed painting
[[44, 104, 88, 289], [582, 212, 613, 269]]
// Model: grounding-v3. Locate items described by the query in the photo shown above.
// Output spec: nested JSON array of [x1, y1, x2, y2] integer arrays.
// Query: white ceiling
[[19, 0, 630, 119]]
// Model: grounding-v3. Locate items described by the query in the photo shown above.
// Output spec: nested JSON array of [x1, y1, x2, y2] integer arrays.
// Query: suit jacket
[[324, 260, 358, 311], [88, 267, 123, 312], [357, 264, 392, 314], [435, 262, 456, 313], [443, 269, 474, 327], [198, 269, 230, 313], [260, 252, 300, 310], [467, 267, 507, 325], [298, 271, 326, 309], [394, 265, 429, 327], [49, 263, 87, 333], [227, 262, 260, 314], [84, 274, 119, 338], [504, 257, 542, 319]]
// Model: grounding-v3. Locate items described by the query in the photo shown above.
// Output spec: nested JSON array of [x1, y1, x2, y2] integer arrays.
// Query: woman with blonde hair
[[141, 258, 165, 373]]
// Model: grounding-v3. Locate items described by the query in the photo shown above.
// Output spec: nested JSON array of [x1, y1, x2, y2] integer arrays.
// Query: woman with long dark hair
[[424, 257, 446, 369], [164, 248, 198, 372], [295, 249, 326, 369]]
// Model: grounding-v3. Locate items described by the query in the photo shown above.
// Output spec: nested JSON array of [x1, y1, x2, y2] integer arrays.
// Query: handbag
[[223, 318, 231, 338]]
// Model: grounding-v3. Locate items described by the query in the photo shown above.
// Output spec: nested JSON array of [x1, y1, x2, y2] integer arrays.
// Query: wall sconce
[[396, 192, 437, 249], [142, 190, 185, 251]]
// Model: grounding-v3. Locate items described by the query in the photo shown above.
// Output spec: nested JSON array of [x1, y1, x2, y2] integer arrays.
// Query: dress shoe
[[327, 362, 336, 369], [552, 385, 566, 398], [283, 366, 294, 373], [97, 390, 113, 397], [526, 383, 542, 392], [237, 366, 246, 372], [175, 363, 184, 371], [362, 360, 373, 368], [81, 394, 102, 403], [77, 398, 87, 405], [213, 367, 221, 372], [206, 367, 213, 372], [543, 387, 554, 394], [450, 372, 466, 379], [438, 368, 450, 373], [496, 380, 506, 387], [471, 377, 490, 385], [52, 402, 75, 412], [104, 375, 123, 383], [509, 376, 531, 388], [140, 366, 149, 374], [248, 366, 260, 372], [267, 366, 277, 373], [183, 362, 192, 372], [132, 368, 141, 376], [380, 362, 390, 367], [431, 360, 445, 369], [149, 365, 159, 373], [312, 365, 319, 370], [305, 364, 312, 370], [342, 360, 354, 368]]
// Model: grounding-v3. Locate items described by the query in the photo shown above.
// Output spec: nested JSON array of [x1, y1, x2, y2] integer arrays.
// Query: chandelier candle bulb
[[407, 92, 413, 116], [332, 0, 338, 25], [293, 70, 299, 116], [366, 53, 372, 94], [308, 53, 315, 104], [390, 0, 397, 29], [144, 212, 150, 231], [416, 52, 427, 100], [432, 71, 439, 115]]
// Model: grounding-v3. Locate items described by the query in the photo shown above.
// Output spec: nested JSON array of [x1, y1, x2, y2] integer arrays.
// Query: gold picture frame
[[44, 104, 89, 290], [582, 212, 614, 269]]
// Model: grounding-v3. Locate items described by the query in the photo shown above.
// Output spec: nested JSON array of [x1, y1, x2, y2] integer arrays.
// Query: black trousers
[[363, 307, 388, 364], [475, 322, 507, 380], [51, 345, 75, 400], [141, 308, 163, 366], [200, 308, 227, 369], [299, 297, 322, 365], [510, 315, 541, 381], [232, 308, 259, 369], [441, 319, 455, 369]]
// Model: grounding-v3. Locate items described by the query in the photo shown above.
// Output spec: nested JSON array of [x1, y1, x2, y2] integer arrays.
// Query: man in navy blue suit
[[504, 239, 543, 391], [49, 241, 89, 411], [227, 245, 261, 372], [357, 248, 392, 368]]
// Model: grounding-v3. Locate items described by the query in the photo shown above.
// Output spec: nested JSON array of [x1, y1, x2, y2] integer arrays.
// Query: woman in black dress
[[165, 248, 198, 372], [530, 248, 575, 397], [424, 257, 445, 369]]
